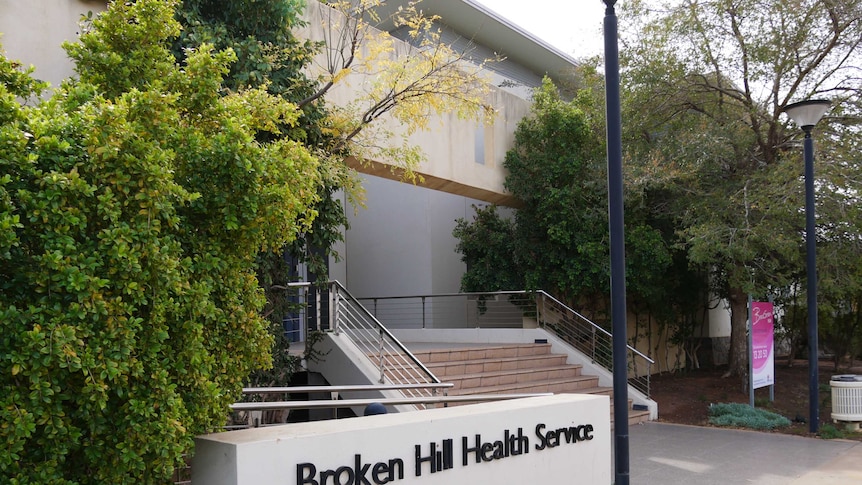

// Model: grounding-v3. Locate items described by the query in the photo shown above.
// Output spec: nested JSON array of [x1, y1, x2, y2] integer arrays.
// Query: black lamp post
[[602, 1, 629, 483], [783, 99, 831, 434]]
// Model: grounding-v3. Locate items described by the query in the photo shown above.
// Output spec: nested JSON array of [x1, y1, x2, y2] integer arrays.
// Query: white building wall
[[337, 175, 491, 299], [0, 0, 107, 88], [2, 0, 537, 305], [708, 295, 732, 337]]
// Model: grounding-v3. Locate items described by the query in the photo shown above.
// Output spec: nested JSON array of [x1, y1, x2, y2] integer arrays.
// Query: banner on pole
[[751, 301, 775, 389]]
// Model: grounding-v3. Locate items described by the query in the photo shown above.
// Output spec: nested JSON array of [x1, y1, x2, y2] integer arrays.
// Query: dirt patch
[[649, 359, 862, 440]]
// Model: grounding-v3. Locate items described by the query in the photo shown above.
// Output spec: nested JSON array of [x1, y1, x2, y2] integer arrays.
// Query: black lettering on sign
[[320, 465, 352, 485], [462, 434, 483, 465], [297, 463, 317, 485], [461, 428, 530, 466], [535, 423, 595, 450], [415, 439, 453, 476], [296, 455, 404, 485]]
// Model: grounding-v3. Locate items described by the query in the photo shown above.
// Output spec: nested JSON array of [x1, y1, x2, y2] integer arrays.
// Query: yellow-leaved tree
[[303, 0, 498, 182]]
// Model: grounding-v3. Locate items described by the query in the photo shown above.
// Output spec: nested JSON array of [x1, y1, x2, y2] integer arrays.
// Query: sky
[[476, 0, 609, 59]]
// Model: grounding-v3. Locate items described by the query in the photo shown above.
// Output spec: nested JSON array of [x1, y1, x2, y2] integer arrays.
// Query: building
[[300, 0, 578, 302], [0, 0, 575, 300], [1, 0, 664, 425]]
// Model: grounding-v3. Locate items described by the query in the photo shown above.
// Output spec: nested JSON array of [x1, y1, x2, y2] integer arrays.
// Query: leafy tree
[[171, 0, 351, 388], [502, 78, 611, 308], [0, 0, 319, 481], [456, 78, 680, 332], [308, 0, 496, 178], [170, 0, 499, 386], [453, 205, 522, 292], [622, 0, 862, 382], [173, 0, 352, 275]]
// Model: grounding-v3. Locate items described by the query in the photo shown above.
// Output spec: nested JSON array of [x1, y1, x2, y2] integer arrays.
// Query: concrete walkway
[[625, 422, 862, 484]]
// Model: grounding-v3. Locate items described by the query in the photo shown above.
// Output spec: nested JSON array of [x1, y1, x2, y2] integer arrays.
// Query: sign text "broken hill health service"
[[296, 421, 596, 485]]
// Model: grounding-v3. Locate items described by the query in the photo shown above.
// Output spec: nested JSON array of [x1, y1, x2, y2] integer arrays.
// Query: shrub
[[0, 1, 319, 482], [708, 402, 791, 430], [818, 423, 846, 440]]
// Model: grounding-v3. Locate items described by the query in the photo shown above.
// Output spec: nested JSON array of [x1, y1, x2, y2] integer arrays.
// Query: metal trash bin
[[830, 375, 862, 429]]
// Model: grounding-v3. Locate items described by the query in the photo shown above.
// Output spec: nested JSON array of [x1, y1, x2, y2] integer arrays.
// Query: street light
[[602, 1, 629, 483], [783, 99, 830, 434]]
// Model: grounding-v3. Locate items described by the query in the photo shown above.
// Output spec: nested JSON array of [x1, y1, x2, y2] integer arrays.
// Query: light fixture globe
[[784, 99, 831, 129]]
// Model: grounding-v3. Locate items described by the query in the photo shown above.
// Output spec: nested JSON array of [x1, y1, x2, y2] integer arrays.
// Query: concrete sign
[[193, 394, 611, 484]]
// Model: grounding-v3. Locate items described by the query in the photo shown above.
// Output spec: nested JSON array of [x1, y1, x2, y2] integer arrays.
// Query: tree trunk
[[725, 287, 749, 392]]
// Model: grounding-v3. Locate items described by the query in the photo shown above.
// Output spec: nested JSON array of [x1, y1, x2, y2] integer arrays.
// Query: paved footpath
[[623, 422, 862, 484]]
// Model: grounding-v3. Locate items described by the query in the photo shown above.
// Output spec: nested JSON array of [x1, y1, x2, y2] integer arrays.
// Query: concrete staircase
[[405, 343, 650, 427]]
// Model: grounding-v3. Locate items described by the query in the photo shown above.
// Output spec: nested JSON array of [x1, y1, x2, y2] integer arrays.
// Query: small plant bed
[[650, 361, 862, 440], [708, 402, 791, 430]]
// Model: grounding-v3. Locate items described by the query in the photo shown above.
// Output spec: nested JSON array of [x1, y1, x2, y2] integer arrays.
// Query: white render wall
[[0, 0, 107, 89], [333, 175, 493, 299], [193, 394, 611, 485], [1, 0, 534, 302], [300, 0, 531, 201]]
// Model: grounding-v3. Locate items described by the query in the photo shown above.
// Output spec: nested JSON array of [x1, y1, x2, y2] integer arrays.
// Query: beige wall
[[628, 315, 685, 376], [301, 1, 528, 206], [1, 0, 535, 299], [0, 0, 107, 89], [1, 1, 523, 204]]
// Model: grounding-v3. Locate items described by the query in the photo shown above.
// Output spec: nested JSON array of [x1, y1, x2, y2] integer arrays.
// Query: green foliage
[[708, 403, 791, 430], [0, 0, 319, 482], [172, 0, 353, 390], [817, 423, 859, 440], [174, 0, 353, 288], [453, 205, 522, 292], [455, 77, 678, 323], [173, 0, 322, 139], [621, 0, 862, 376], [502, 78, 612, 300]]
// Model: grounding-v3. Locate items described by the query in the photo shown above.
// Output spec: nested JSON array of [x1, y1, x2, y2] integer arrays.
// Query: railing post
[[316, 288, 321, 331], [378, 327, 385, 384], [332, 391, 340, 419], [299, 285, 307, 342], [330, 284, 339, 334], [539, 293, 545, 328], [421, 296, 426, 329], [647, 363, 651, 398]]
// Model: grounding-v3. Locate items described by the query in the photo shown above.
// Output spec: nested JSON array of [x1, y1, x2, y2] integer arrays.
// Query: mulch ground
[[649, 359, 862, 440]]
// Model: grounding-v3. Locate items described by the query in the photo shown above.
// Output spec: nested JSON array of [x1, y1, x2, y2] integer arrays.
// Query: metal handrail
[[355, 289, 654, 398], [536, 290, 654, 365], [328, 281, 442, 396], [235, 383, 456, 426], [230, 392, 552, 428], [242, 383, 454, 394], [357, 289, 653, 365], [232, 393, 550, 412]]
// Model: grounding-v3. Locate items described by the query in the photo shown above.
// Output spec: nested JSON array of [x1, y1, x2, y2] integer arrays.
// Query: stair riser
[[447, 369, 585, 389], [451, 378, 601, 395], [409, 344, 553, 363], [428, 356, 569, 377], [396, 344, 650, 427]]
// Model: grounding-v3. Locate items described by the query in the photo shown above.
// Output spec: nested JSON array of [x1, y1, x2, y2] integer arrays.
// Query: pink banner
[[751, 302, 775, 389]]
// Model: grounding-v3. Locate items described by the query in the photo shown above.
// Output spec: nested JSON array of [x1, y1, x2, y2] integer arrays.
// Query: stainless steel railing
[[536, 291, 653, 397], [356, 290, 654, 397], [328, 281, 442, 401]]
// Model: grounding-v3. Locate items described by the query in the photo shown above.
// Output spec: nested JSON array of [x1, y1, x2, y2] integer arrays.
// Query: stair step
[[400, 342, 652, 426], [410, 343, 553, 363], [425, 354, 569, 377], [443, 364, 584, 390], [627, 408, 651, 426], [448, 376, 604, 396]]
